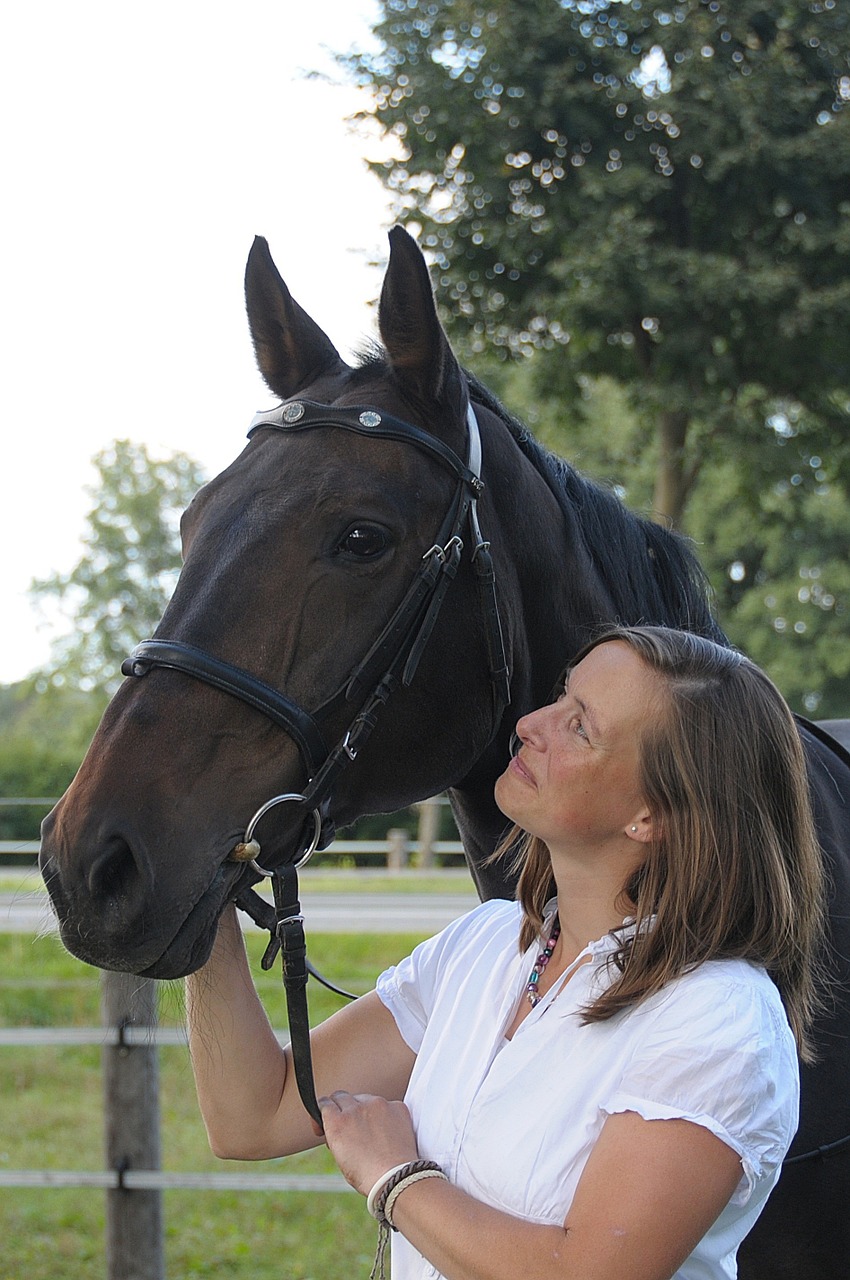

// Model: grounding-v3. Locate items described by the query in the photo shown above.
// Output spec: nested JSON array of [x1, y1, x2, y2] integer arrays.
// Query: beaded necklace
[[526, 915, 561, 1007]]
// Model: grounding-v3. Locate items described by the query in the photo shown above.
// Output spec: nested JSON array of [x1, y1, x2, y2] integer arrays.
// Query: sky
[[0, 0, 394, 684]]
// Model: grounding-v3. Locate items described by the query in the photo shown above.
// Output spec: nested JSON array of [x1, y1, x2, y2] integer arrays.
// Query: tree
[[31, 440, 205, 695], [349, 0, 850, 527]]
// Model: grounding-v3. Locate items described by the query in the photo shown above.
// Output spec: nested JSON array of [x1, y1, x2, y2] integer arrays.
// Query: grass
[[1, 929, 430, 1279]]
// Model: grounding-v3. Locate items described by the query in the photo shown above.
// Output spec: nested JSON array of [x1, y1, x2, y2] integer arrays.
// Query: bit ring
[[233, 792, 323, 877]]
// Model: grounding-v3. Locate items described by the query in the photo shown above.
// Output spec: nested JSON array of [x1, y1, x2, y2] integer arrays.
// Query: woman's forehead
[[569, 643, 666, 731]]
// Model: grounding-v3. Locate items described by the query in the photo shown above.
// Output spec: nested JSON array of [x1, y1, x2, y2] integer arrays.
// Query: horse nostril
[[87, 838, 145, 904]]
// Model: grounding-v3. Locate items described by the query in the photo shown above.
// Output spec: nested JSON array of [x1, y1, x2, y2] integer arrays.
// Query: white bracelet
[[383, 1168, 449, 1227], [366, 1163, 412, 1220]]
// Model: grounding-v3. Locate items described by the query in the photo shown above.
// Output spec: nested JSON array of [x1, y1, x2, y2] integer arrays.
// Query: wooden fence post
[[386, 827, 409, 870], [101, 972, 165, 1280], [416, 798, 440, 868]]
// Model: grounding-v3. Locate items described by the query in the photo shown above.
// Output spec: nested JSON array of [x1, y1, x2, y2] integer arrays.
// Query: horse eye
[[337, 525, 390, 559]]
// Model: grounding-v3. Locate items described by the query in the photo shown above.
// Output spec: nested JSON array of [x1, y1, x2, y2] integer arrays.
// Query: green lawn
[[0, 930, 429, 1280]]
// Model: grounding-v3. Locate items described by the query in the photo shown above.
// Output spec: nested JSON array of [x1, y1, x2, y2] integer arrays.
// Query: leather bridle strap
[[259, 863, 324, 1128], [246, 399, 483, 492], [122, 639, 328, 777]]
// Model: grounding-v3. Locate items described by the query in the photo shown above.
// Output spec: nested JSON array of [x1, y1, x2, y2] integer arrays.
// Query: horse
[[39, 228, 850, 1279]]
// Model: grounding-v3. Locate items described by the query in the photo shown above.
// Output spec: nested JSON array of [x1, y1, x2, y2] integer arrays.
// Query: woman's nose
[[514, 704, 550, 748]]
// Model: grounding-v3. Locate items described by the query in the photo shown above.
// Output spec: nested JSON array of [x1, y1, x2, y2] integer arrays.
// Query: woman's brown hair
[[501, 626, 827, 1063]]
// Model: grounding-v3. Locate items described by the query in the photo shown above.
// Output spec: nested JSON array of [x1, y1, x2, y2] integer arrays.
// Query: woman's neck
[[548, 846, 637, 961]]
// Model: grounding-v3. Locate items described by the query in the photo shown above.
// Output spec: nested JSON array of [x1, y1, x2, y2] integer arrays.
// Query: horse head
[[39, 228, 566, 978]]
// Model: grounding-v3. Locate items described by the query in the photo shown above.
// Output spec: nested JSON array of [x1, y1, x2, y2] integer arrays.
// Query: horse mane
[[465, 374, 729, 645]]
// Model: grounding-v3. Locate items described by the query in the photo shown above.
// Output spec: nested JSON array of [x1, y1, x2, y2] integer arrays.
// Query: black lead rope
[[783, 1131, 850, 1165], [254, 864, 357, 1131], [260, 863, 322, 1129]]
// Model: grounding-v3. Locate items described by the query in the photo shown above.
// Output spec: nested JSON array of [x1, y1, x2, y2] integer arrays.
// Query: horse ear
[[379, 226, 466, 419], [244, 236, 345, 398]]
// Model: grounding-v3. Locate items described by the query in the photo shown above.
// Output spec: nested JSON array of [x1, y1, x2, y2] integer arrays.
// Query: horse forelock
[[351, 345, 391, 382]]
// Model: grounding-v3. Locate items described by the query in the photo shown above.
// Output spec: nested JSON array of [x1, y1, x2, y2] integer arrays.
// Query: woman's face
[[494, 641, 666, 854]]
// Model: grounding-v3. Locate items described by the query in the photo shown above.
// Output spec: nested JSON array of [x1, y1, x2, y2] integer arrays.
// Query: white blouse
[[376, 899, 799, 1280]]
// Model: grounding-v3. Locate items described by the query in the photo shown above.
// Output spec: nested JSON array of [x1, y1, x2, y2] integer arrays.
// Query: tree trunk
[[652, 409, 692, 529]]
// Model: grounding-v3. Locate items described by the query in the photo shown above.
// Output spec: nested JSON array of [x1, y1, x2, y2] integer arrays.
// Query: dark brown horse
[[40, 229, 849, 1279]]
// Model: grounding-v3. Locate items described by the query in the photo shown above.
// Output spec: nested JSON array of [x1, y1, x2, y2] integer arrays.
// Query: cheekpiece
[[282, 401, 306, 423], [359, 410, 382, 428]]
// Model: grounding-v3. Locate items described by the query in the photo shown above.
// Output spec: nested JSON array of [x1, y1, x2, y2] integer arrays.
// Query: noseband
[[121, 394, 510, 1125]]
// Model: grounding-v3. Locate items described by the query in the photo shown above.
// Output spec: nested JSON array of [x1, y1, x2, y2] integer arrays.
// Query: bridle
[[122, 394, 511, 1126]]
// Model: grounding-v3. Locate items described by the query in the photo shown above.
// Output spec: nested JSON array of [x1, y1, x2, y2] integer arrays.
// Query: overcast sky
[[0, 0, 393, 683]]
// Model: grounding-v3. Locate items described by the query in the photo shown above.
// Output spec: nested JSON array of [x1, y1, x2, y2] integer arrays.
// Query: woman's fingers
[[317, 1092, 419, 1194]]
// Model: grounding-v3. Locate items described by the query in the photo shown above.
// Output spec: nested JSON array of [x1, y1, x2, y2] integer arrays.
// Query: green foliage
[[350, 0, 850, 524], [690, 426, 850, 715], [0, 681, 107, 839], [30, 439, 205, 695], [0, 677, 106, 757], [0, 741, 76, 840]]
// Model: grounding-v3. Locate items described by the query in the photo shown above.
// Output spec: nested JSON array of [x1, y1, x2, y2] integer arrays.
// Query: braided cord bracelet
[[367, 1159, 448, 1280], [383, 1167, 448, 1227]]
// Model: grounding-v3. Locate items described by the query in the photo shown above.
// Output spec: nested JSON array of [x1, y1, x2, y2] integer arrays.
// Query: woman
[[186, 626, 825, 1280]]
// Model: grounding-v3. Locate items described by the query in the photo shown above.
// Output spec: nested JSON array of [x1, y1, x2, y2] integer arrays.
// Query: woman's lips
[[509, 753, 536, 787]]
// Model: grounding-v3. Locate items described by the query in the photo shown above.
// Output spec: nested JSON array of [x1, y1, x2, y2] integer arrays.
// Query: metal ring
[[241, 793, 323, 877]]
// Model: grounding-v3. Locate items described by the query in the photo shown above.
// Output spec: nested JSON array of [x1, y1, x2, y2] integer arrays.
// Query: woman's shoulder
[[431, 897, 523, 956], [375, 898, 523, 1046], [671, 956, 784, 1003], [607, 958, 800, 1202], [637, 957, 793, 1051]]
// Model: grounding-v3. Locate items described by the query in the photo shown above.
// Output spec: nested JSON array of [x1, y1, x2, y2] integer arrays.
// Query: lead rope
[[258, 862, 329, 1130]]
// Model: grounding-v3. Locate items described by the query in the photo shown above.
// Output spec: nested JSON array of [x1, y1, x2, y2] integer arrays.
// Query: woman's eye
[[337, 526, 390, 559]]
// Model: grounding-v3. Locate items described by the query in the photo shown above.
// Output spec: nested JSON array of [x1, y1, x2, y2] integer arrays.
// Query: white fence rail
[[0, 837, 465, 859], [0, 1169, 351, 1192]]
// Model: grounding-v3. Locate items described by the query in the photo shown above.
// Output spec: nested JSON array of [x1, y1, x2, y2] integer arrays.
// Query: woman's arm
[[320, 1094, 743, 1280], [185, 904, 416, 1160]]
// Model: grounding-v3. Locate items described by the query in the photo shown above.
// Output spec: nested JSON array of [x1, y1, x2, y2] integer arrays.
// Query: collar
[[540, 899, 655, 960]]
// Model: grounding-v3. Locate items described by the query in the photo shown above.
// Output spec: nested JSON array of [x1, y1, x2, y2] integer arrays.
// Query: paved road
[[0, 888, 480, 936]]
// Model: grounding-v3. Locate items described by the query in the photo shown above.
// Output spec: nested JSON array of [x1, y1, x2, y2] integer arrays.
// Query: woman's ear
[[625, 811, 656, 845]]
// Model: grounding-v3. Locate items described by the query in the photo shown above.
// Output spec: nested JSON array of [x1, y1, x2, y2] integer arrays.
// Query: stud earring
[[630, 825, 638, 833]]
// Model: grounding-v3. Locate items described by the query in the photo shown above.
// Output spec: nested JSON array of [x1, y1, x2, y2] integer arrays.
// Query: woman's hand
[[318, 1090, 419, 1195]]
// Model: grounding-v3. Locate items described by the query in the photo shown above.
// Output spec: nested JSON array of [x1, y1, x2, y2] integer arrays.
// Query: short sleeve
[[376, 900, 522, 1054], [375, 941, 436, 1053], [601, 966, 800, 1205]]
